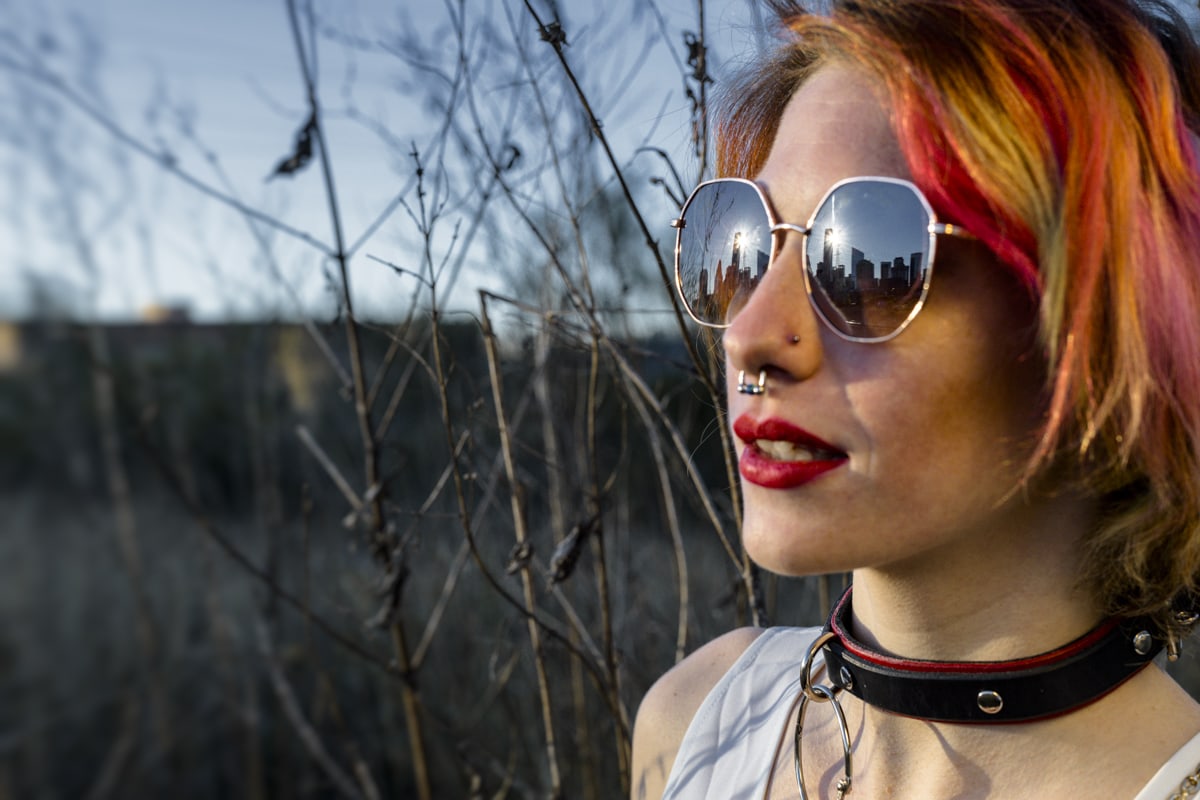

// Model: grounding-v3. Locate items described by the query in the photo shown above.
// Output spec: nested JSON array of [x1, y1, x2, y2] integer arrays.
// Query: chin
[[741, 513, 850, 577]]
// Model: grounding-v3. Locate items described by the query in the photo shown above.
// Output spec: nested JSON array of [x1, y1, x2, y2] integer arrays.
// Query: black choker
[[818, 587, 1164, 723]]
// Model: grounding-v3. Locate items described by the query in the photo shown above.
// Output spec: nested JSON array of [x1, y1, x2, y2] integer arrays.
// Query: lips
[[732, 415, 848, 489]]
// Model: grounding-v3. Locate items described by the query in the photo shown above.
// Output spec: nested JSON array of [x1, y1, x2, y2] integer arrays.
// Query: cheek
[[847, 335, 1045, 491]]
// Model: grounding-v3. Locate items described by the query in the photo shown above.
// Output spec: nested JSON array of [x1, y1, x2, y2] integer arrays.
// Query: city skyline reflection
[[676, 178, 935, 336]]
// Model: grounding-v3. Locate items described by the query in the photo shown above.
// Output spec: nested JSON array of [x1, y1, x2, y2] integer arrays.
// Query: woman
[[632, 1, 1200, 797]]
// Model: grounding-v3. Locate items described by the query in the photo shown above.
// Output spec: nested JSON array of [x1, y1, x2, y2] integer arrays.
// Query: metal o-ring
[[794, 684, 853, 800], [799, 630, 837, 702]]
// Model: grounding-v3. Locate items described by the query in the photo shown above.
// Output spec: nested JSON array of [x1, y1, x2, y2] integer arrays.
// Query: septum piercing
[[736, 369, 768, 396]]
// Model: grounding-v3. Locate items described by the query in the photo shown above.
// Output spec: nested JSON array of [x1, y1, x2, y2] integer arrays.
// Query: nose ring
[[736, 369, 768, 396]]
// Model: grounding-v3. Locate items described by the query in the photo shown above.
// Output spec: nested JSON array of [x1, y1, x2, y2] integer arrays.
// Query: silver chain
[[1168, 762, 1200, 799]]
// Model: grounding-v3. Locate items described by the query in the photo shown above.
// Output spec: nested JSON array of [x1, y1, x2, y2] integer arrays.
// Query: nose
[[722, 237, 825, 388]]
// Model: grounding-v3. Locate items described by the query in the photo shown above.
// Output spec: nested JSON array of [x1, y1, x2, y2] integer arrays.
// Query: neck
[[848, 490, 1101, 661]]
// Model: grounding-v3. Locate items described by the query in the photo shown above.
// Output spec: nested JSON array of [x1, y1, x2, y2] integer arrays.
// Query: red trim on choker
[[819, 585, 1163, 723], [828, 587, 1120, 674]]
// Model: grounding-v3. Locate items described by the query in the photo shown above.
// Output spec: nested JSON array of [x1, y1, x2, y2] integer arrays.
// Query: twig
[[0, 51, 336, 256], [479, 298, 563, 797], [516, 1, 714, 384], [283, 3, 432, 796], [515, 1, 760, 628], [531, 309, 599, 800], [255, 617, 368, 800], [296, 424, 365, 517], [133, 421, 396, 674], [628, 381, 691, 665], [584, 340, 631, 792]]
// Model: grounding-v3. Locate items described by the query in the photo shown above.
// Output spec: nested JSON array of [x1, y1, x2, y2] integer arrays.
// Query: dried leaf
[[505, 541, 533, 575], [266, 111, 317, 180], [539, 21, 567, 49], [364, 563, 407, 629], [546, 514, 600, 586]]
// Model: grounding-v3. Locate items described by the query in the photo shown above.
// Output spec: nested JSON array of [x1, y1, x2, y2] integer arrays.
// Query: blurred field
[[0, 319, 822, 799]]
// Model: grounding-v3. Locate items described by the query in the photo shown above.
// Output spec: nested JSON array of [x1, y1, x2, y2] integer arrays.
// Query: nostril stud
[[789, 334, 801, 344]]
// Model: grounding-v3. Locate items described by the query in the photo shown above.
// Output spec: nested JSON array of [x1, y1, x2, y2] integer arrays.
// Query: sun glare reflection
[[729, 225, 764, 255]]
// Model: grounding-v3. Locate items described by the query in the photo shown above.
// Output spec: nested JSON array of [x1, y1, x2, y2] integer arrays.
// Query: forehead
[[756, 63, 910, 213]]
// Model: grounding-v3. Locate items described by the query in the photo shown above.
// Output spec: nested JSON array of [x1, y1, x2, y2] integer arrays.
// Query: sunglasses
[[671, 176, 975, 342]]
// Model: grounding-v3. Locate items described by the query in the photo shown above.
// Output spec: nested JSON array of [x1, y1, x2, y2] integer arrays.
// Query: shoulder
[[629, 627, 765, 800]]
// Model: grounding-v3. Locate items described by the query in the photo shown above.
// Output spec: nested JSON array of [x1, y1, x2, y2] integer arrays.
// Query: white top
[[661, 626, 1200, 800]]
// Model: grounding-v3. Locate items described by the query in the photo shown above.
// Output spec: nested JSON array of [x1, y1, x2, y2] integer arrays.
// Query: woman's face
[[724, 63, 1052, 578]]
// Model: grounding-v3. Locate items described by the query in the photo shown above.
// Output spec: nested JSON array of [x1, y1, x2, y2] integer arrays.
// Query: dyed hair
[[717, 0, 1200, 635]]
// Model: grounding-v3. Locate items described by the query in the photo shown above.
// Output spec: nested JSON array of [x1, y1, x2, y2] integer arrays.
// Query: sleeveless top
[[661, 626, 1200, 800]]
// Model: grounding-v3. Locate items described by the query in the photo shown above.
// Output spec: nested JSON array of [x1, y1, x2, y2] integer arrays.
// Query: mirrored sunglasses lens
[[805, 181, 933, 339], [677, 181, 772, 326]]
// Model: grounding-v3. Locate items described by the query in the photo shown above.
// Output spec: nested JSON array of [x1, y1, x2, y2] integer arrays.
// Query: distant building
[[855, 258, 876, 290], [276, 325, 325, 414], [141, 304, 191, 324], [0, 322, 19, 372]]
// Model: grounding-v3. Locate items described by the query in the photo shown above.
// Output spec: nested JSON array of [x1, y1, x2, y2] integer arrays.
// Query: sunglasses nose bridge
[[768, 222, 811, 274], [770, 222, 810, 237]]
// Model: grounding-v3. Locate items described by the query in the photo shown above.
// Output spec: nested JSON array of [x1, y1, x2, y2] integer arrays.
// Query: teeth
[[755, 439, 820, 462]]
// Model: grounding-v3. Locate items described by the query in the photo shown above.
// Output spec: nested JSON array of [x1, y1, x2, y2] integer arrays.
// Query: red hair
[[717, 0, 1200, 632]]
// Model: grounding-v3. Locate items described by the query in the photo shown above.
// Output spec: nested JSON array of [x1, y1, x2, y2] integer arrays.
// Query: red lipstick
[[732, 415, 848, 489]]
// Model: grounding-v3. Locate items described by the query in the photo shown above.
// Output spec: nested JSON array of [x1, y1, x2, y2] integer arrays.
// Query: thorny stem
[[283, 0, 382, 545], [586, 342, 630, 790], [519, 2, 762, 624], [283, 2, 431, 798], [462, 295, 635, 736], [517, 1, 708, 377], [407, 136, 625, 789], [532, 319, 599, 798], [696, 0, 710, 177], [506, 5, 628, 785]]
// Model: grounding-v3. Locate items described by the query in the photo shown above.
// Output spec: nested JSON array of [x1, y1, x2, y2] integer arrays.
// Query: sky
[[4, 0, 1198, 324], [0, 0, 763, 323]]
